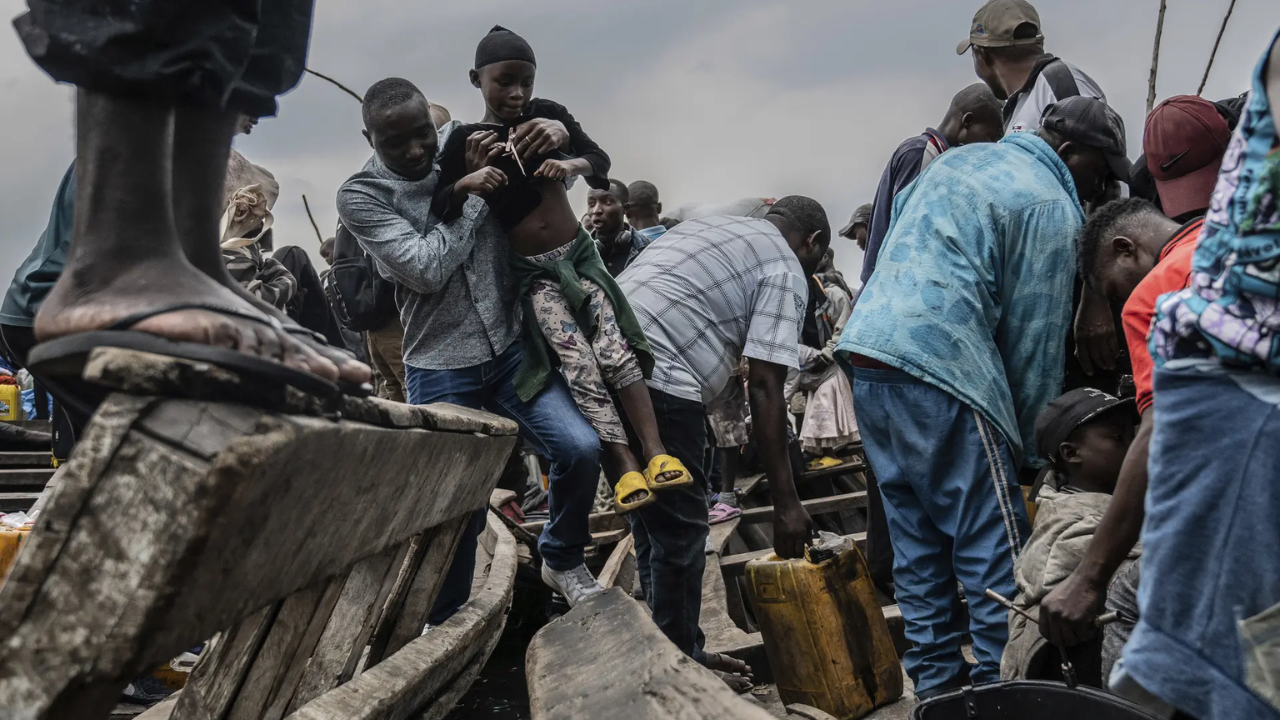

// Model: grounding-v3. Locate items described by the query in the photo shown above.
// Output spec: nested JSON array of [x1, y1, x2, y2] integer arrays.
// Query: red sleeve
[[1122, 293, 1157, 415]]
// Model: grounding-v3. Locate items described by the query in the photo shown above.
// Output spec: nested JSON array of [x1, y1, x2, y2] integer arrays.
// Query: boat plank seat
[[0, 348, 519, 720], [527, 588, 775, 720]]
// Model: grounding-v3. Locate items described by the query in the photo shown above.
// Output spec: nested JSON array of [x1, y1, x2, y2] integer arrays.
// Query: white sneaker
[[541, 563, 604, 607]]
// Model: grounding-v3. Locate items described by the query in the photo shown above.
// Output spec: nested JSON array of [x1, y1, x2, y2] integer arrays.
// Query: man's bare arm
[[747, 359, 814, 559]]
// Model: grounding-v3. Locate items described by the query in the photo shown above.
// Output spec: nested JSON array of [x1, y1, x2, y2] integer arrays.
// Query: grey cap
[[1040, 96, 1132, 179], [839, 203, 874, 237]]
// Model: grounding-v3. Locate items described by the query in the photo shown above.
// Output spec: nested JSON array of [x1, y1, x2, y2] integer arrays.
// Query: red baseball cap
[[1144, 95, 1229, 219]]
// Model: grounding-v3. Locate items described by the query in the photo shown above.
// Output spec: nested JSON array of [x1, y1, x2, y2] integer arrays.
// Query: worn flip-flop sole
[[28, 331, 345, 403]]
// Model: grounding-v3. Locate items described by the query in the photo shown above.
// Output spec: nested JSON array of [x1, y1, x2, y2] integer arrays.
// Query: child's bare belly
[[507, 181, 582, 257]]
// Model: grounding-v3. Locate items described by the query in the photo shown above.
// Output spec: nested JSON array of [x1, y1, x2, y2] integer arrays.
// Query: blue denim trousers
[[622, 388, 711, 661], [851, 367, 1029, 696], [1121, 363, 1280, 720], [405, 340, 601, 625]]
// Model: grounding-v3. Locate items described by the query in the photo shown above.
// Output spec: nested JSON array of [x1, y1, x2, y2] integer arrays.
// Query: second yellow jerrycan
[[745, 534, 902, 720]]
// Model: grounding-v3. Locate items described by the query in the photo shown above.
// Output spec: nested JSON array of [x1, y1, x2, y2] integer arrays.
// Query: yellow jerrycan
[[745, 534, 902, 719]]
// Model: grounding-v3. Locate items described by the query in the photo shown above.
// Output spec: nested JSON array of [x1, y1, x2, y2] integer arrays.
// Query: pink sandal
[[708, 502, 742, 525]]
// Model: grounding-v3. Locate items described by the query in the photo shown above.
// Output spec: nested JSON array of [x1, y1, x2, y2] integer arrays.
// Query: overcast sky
[[1, 1, 1277, 286]]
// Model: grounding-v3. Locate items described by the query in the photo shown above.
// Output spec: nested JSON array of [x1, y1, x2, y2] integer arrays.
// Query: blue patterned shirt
[[1151, 34, 1280, 372], [837, 133, 1084, 464]]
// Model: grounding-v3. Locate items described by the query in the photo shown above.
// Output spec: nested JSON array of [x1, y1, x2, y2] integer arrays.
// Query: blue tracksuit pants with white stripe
[[850, 366, 1030, 696]]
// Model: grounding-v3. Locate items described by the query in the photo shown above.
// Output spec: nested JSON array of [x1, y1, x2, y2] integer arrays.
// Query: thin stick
[[301, 195, 324, 244], [1199, 0, 1238, 96], [1147, 0, 1167, 115], [304, 67, 363, 103], [985, 588, 1119, 627]]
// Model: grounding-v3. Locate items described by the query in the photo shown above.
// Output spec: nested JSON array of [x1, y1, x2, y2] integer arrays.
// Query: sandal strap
[[107, 302, 282, 333]]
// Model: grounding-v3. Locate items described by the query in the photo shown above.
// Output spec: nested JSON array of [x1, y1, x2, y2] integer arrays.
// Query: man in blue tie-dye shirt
[[835, 96, 1128, 698]]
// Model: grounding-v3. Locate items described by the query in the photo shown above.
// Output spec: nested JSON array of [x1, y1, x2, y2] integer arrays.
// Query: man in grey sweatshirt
[[337, 78, 605, 620]]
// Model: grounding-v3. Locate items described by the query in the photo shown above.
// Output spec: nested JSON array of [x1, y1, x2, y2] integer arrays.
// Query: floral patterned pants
[[529, 276, 643, 445]]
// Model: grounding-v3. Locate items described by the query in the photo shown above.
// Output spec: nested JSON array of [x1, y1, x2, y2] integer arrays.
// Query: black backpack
[[322, 222, 399, 332]]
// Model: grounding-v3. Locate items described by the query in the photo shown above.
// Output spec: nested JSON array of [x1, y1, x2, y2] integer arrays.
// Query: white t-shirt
[[618, 216, 807, 403], [1004, 60, 1106, 135]]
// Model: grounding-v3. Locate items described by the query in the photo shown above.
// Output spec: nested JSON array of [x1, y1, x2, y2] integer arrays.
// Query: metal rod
[[1199, 0, 1238, 96]]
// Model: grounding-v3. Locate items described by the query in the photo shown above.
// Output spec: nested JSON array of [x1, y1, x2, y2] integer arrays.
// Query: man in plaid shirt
[[617, 196, 829, 685]]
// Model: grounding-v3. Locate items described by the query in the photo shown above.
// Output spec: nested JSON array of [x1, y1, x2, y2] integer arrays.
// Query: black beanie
[[474, 25, 536, 69]]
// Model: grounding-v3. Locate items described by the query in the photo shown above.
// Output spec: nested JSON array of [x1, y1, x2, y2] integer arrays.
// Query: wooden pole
[[304, 67, 364, 103], [301, 195, 324, 244], [1147, 0, 1167, 115], [1199, 0, 1238, 96]]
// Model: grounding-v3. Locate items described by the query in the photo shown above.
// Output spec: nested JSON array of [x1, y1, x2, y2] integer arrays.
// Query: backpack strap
[[1040, 58, 1081, 103]]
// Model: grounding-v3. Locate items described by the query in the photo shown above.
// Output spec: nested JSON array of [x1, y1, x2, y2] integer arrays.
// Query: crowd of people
[[2, 0, 1279, 718]]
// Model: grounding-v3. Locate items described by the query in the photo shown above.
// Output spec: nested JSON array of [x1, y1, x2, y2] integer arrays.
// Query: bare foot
[[217, 276, 372, 386], [35, 259, 341, 382]]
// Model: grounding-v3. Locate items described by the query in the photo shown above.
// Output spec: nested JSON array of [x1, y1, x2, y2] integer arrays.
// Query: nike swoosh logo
[[1159, 149, 1190, 171]]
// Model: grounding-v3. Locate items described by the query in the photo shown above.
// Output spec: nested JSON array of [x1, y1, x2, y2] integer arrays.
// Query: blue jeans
[[406, 340, 602, 625], [851, 367, 1029, 696], [622, 388, 710, 661], [1121, 363, 1280, 720]]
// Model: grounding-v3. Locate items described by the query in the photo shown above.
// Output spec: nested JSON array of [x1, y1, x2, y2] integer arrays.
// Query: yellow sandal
[[614, 471, 656, 514], [645, 454, 693, 490]]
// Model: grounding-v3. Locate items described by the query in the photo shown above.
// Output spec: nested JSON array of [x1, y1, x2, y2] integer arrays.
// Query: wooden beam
[[520, 510, 627, 537], [288, 513, 517, 720], [526, 589, 775, 720], [598, 534, 635, 590], [0, 453, 52, 468], [738, 492, 867, 525]]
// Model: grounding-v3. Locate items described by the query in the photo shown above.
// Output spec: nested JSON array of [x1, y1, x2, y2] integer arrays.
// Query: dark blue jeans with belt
[[622, 387, 711, 661], [406, 339, 602, 625]]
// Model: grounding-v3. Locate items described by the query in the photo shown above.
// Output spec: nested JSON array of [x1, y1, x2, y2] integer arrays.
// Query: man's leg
[[366, 319, 406, 403], [162, 0, 366, 384], [486, 343, 601, 574], [14, 3, 340, 379], [842, 364, 894, 596], [942, 409, 1028, 685], [402, 362, 488, 626], [852, 367, 969, 697], [628, 389, 710, 659]]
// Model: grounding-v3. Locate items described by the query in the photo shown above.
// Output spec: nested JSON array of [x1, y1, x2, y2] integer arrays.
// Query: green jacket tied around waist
[[510, 228, 653, 402]]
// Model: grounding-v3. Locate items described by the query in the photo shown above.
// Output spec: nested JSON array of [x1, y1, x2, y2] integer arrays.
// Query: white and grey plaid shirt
[[618, 216, 807, 403]]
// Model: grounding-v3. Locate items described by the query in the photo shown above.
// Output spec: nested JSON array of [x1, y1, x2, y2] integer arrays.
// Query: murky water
[[444, 586, 566, 720]]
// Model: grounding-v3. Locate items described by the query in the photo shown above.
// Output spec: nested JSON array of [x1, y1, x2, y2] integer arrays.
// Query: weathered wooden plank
[[786, 703, 842, 720], [0, 452, 54, 468], [701, 533, 756, 657], [520, 510, 627, 537], [0, 395, 149, 643], [133, 693, 179, 720], [598, 534, 635, 590], [286, 544, 406, 712], [0, 392, 514, 720], [738, 492, 867, 525], [0, 492, 42, 511], [527, 589, 774, 720], [378, 515, 470, 662], [173, 606, 277, 720], [0, 468, 55, 486], [222, 586, 330, 720], [288, 513, 517, 720], [415, 616, 505, 720], [721, 534, 867, 578]]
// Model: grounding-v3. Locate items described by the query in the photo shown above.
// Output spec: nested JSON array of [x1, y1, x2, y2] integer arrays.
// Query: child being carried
[[433, 26, 689, 518]]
